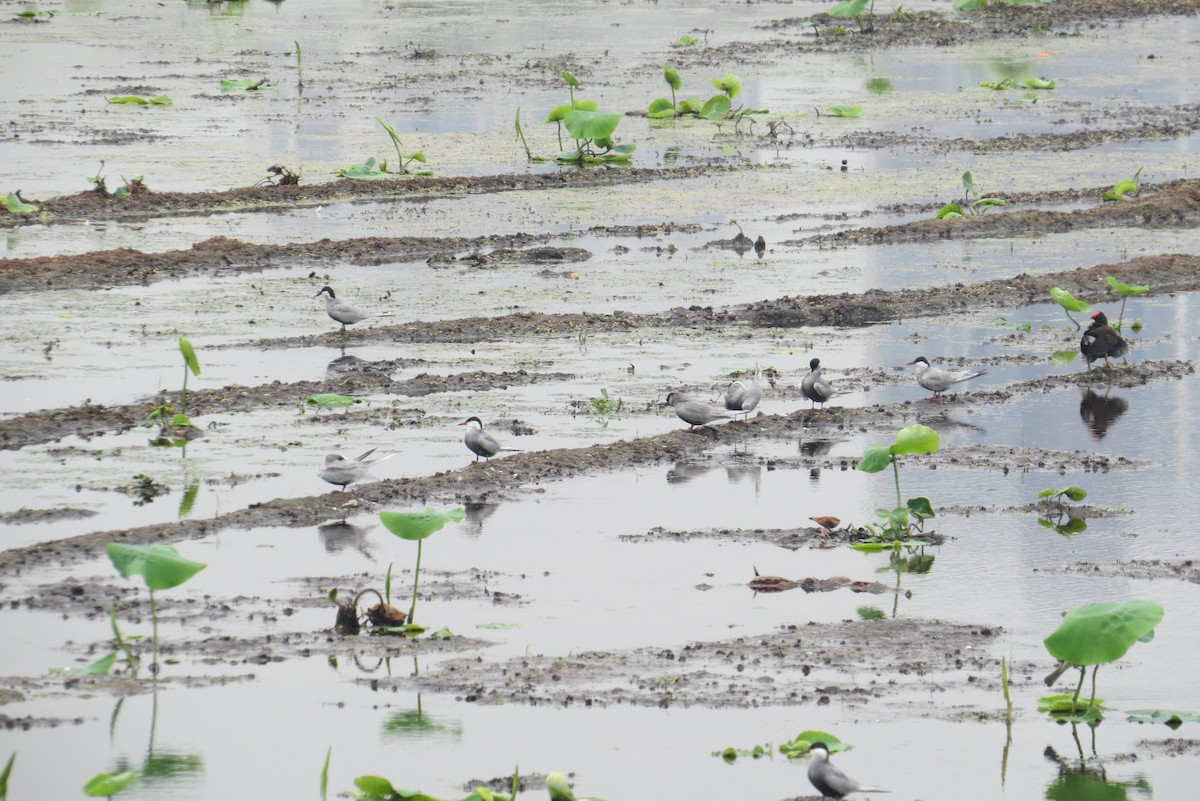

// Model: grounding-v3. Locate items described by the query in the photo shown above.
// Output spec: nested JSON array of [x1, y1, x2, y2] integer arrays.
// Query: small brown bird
[[1080, 310, 1129, 369]]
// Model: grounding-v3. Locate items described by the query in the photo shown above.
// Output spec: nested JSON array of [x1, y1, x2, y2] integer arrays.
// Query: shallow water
[[4, 1, 1200, 800]]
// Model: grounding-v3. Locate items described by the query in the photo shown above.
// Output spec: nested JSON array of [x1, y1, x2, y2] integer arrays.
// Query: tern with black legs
[[907, 355, 987, 402], [802, 357, 844, 410], [319, 448, 394, 492], [666, 391, 732, 431], [807, 742, 889, 800], [459, 416, 519, 462], [1080, 310, 1129, 369], [315, 285, 392, 332]]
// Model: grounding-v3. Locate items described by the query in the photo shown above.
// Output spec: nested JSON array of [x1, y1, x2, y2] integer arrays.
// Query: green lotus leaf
[[563, 109, 623, 141], [83, 771, 137, 797], [1106, 276, 1149, 296], [857, 445, 892, 473], [890, 424, 939, 456], [106, 543, 206, 590], [1044, 599, 1164, 667], [1050, 287, 1091, 313], [379, 507, 466, 541]]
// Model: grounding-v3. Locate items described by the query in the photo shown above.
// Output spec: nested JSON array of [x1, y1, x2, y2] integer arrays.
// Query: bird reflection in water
[[461, 502, 499, 538], [1079, 386, 1128, 441], [318, 521, 373, 558], [665, 461, 762, 492]]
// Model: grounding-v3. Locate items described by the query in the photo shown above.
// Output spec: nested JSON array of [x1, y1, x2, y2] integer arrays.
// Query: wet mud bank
[[0, 359, 1188, 577]]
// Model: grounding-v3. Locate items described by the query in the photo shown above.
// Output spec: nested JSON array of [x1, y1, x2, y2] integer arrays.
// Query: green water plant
[[320, 747, 330, 801], [306, 393, 362, 412], [2, 191, 39, 215], [514, 108, 548, 162], [377, 117, 431, 175], [50, 652, 117, 676], [106, 95, 172, 106], [780, 730, 849, 759], [545, 71, 634, 165], [83, 771, 137, 798], [1105, 276, 1148, 329], [1126, 709, 1200, 727], [824, 104, 864, 118], [379, 507, 466, 631], [1042, 599, 1164, 715], [220, 77, 274, 91], [829, 0, 874, 32], [149, 337, 201, 446], [856, 424, 940, 545], [937, 171, 1006, 219], [1102, 166, 1142, 201], [1, 753, 13, 801], [1037, 486, 1088, 535], [1050, 286, 1091, 330], [106, 543, 207, 674]]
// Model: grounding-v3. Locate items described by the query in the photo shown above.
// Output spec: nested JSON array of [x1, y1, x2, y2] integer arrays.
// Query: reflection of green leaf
[[1126, 708, 1200, 727], [141, 752, 204, 779], [107, 96, 149, 105], [379, 507, 466, 541], [107, 543, 206, 590], [1051, 350, 1079, 365], [178, 480, 199, 519], [865, 77, 893, 94], [1044, 600, 1164, 667], [50, 652, 117, 676], [857, 606, 885, 620], [476, 622, 520, 629], [83, 771, 137, 797], [382, 709, 461, 738]]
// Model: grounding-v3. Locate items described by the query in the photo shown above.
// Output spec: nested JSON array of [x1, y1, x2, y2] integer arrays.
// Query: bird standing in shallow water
[[1080, 310, 1129, 369], [319, 449, 394, 492], [315, 285, 391, 332], [801, 357, 843, 410], [666, 391, 733, 431], [807, 741, 889, 800], [907, 356, 987, 402]]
